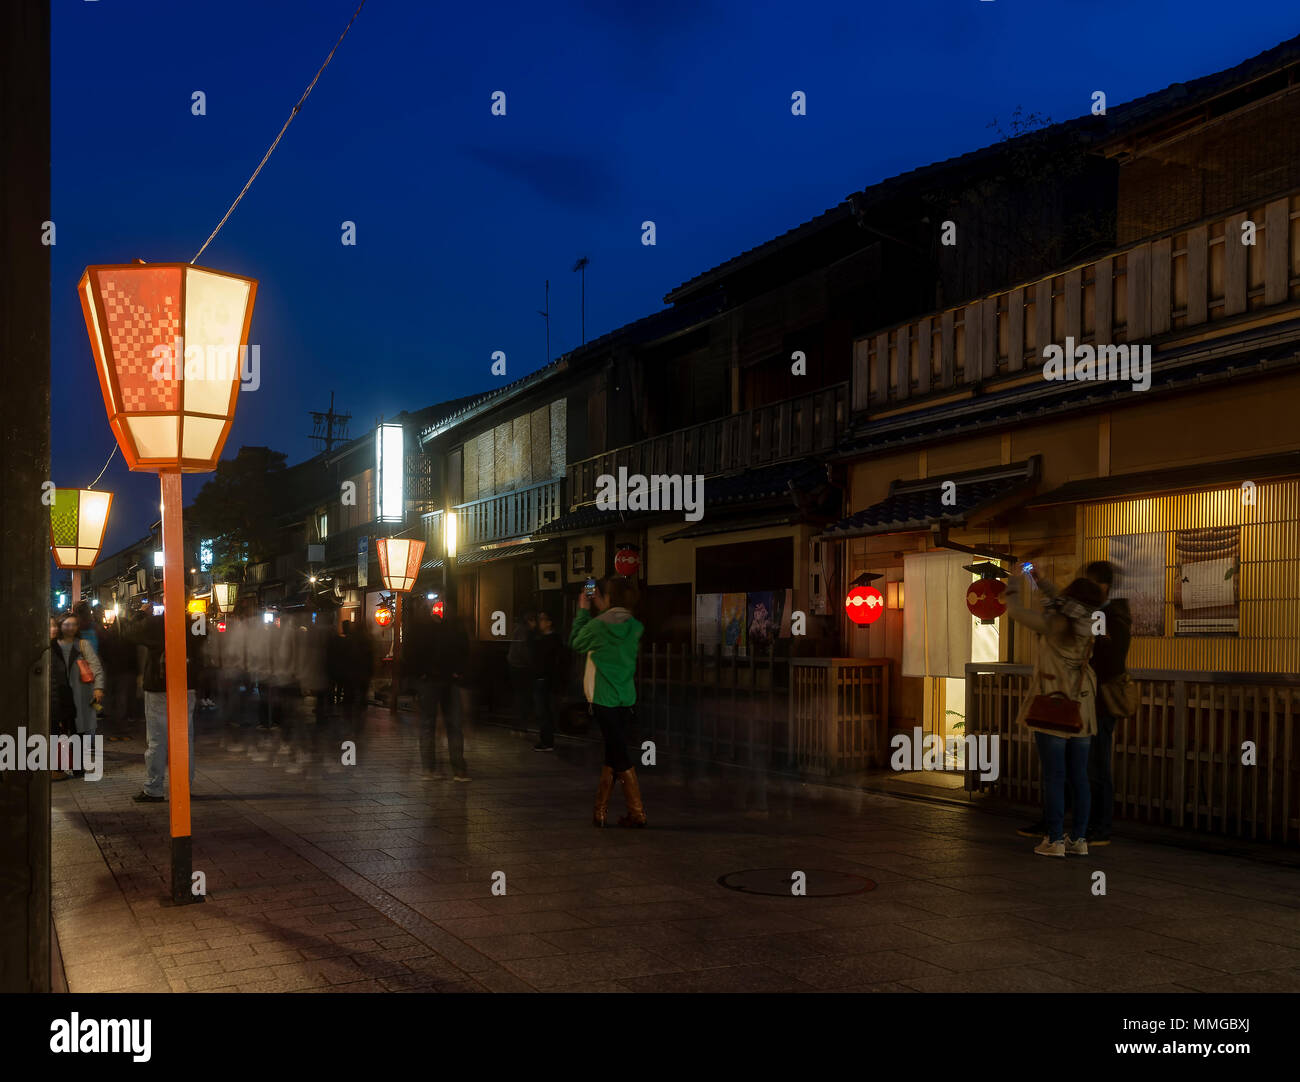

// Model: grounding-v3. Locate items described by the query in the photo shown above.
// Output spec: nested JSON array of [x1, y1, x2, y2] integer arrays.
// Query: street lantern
[[78, 259, 257, 907], [376, 537, 426, 593], [213, 582, 239, 613], [78, 262, 257, 471], [50, 487, 113, 606], [49, 488, 113, 569]]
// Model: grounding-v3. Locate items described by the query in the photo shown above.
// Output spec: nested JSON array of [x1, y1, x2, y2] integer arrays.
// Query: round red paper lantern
[[966, 579, 1006, 623], [432, 599, 445, 618], [374, 604, 393, 627], [845, 585, 884, 625], [614, 546, 640, 578]]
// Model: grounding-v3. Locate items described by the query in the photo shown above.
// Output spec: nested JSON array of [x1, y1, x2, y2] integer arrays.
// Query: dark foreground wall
[[0, 0, 51, 993]]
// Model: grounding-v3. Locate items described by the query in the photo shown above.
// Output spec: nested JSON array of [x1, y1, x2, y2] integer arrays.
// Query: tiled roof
[[1030, 451, 1300, 507], [835, 325, 1300, 459], [821, 461, 1039, 539], [666, 33, 1300, 303]]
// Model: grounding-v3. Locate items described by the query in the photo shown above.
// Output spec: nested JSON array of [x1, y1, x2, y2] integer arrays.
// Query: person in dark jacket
[[531, 611, 565, 751], [1083, 560, 1131, 845], [507, 611, 538, 730], [123, 599, 198, 803], [403, 598, 470, 780]]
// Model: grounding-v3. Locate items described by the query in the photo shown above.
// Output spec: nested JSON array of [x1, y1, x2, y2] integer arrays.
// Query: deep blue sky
[[51, 0, 1300, 558]]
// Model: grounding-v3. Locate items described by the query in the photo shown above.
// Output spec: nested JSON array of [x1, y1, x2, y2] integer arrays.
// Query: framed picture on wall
[[537, 563, 562, 590]]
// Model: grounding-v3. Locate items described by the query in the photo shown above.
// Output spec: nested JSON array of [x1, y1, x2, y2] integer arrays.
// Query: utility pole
[[573, 256, 589, 345], [538, 280, 550, 364], [309, 391, 351, 454]]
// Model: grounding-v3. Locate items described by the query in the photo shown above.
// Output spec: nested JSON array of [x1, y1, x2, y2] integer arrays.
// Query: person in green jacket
[[570, 575, 646, 827]]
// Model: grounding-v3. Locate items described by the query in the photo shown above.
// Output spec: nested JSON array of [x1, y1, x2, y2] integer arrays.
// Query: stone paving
[[51, 704, 1300, 993]]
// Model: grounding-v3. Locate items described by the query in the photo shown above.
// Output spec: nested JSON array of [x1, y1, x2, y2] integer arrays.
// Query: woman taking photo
[[570, 575, 645, 827], [1007, 568, 1103, 857]]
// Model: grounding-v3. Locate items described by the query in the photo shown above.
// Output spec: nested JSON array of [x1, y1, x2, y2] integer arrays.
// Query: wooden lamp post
[[376, 537, 425, 715], [78, 260, 257, 904], [49, 487, 113, 607]]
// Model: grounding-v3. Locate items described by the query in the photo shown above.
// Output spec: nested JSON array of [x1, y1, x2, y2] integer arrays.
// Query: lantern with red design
[[374, 602, 393, 627], [963, 562, 1009, 624], [845, 572, 885, 626], [614, 545, 640, 578]]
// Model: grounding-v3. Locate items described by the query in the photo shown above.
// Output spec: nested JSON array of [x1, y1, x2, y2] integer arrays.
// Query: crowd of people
[[45, 575, 651, 828]]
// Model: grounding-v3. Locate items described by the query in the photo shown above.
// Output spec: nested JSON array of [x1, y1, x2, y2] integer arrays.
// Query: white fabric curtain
[[902, 551, 974, 678]]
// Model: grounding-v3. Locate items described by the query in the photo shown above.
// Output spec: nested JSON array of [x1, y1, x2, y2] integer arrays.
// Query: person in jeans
[[123, 600, 197, 803], [403, 597, 471, 781], [1083, 561, 1130, 845], [570, 576, 645, 827], [1007, 572, 1103, 857], [532, 610, 565, 751], [49, 612, 105, 777]]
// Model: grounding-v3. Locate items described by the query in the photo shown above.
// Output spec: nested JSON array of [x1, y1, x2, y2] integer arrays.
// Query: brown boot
[[593, 765, 615, 827], [616, 768, 647, 828]]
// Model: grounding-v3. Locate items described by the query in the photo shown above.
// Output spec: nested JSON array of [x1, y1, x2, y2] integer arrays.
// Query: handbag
[[1101, 672, 1140, 718], [76, 654, 95, 684], [1025, 639, 1092, 735]]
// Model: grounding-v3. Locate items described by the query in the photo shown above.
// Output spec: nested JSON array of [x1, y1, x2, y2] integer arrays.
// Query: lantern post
[[376, 537, 426, 717], [78, 260, 257, 905]]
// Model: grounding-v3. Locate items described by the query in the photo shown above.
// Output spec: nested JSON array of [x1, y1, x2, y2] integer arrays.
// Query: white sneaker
[[1034, 836, 1066, 858], [1064, 835, 1089, 856]]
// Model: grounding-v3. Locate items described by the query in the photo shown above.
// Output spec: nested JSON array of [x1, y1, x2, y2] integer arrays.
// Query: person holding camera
[[570, 575, 645, 827]]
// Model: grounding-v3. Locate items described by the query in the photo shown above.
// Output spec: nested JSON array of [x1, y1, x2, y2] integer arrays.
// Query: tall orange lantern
[[50, 487, 114, 606], [78, 260, 257, 906], [376, 537, 426, 715]]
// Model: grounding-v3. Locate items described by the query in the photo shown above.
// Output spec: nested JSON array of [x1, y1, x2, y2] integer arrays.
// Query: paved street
[[51, 708, 1300, 993]]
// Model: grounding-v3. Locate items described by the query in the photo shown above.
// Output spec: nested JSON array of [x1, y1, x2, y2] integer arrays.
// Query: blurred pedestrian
[[532, 610, 564, 751], [507, 611, 538, 730], [404, 597, 470, 781], [570, 576, 645, 827], [123, 599, 198, 803]]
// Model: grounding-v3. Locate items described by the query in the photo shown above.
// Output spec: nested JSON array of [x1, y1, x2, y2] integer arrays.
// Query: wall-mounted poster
[[721, 593, 748, 657], [747, 590, 776, 652], [1109, 532, 1166, 637], [695, 593, 722, 654], [1174, 526, 1240, 636]]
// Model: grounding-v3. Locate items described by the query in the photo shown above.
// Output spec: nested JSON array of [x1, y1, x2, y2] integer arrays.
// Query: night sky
[[50, 0, 1300, 558]]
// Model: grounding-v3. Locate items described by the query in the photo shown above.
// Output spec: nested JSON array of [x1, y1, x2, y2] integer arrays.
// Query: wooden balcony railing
[[854, 193, 1300, 411], [441, 477, 563, 549], [566, 383, 848, 509], [964, 663, 1300, 844]]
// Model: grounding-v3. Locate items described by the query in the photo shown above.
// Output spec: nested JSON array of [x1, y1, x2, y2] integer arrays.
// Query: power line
[[191, 0, 369, 264], [88, 444, 116, 489]]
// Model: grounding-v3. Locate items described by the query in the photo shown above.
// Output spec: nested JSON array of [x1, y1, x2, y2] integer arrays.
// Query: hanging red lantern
[[963, 562, 1010, 624], [845, 572, 885, 626], [374, 603, 393, 627], [614, 545, 640, 578], [432, 599, 445, 618]]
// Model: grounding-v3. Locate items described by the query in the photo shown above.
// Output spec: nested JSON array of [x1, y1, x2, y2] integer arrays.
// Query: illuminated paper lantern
[[963, 562, 1010, 624], [49, 488, 113, 569], [374, 603, 393, 627], [845, 572, 885, 626], [213, 582, 239, 613], [376, 537, 426, 593], [78, 262, 258, 471]]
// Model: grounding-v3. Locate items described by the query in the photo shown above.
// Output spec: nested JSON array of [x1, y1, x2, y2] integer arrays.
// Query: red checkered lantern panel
[[376, 538, 426, 593], [78, 263, 258, 472], [50, 488, 113, 569]]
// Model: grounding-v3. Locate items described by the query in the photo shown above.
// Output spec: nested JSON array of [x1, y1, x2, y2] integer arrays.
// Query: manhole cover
[[717, 868, 876, 897]]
